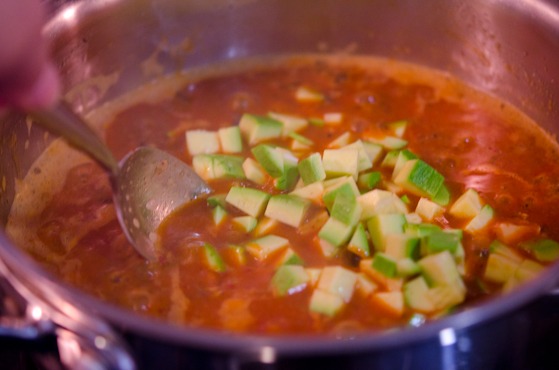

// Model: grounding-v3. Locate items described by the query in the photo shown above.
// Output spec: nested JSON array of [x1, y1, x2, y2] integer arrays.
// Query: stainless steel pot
[[1, 0, 559, 369]]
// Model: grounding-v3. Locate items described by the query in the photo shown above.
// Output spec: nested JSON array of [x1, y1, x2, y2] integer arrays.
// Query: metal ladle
[[30, 102, 212, 260]]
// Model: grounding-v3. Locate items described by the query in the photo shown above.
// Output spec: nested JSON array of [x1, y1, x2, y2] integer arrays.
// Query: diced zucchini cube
[[298, 152, 326, 185], [355, 273, 379, 297], [464, 204, 494, 233], [309, 117, 325, 126], [306, 268, 322, 287], [489, 240, 524, 264], [276, 147, 299, 167], [404, 223, 441, 237], [330, 190, 361, 226], [449, 188, 483, 219], [242, 158, 268, 185], [192, 154, 245, 180], [358, 189, 408, 220], [253, 217, 278, 236], [375, 136, 408, 150], [239, 113, 283, 145], [502, 275, 521, 293], [291, 139, 313, 152], [415, 197, 445, 221], [371, 291, 404, 317], [484, 253, 521, 284], [186, 130, 220, 155], [358, 171, 382, 192], [232, 216, 257, 233], [432, 184, 451, 206], [318, 217, 354, 248], [384, 234, 420, 260], [372, 252, 398, 278], [327, 132, 352, 148], [271, 265, 309, 296], [348, 223, 371, 258], [494, 222, 541, 245], [322, 175, 355, 190], [381, 150, 401, 168], [343, 140, 373, 172], [444, 228, 463, 239], [265, 194, 310, 228], [226, 186, 270, 217], [246, 235, 289, 261], [359, 259, 404, 291], [273, 163, 300, 191], [251, 144, 284, 178], [421, 231, 461, 255], [418, 251, 464, 290], [392, 149, 418, 179], [322, 148, 359, 180], [317, 266, 358, 303], [207, 194, 227, 208], [425, 283, 466, 311], [290, 181, 324, 203], [212, 205, 228, 226], [278, 248, 305, 266], [362, 141, 384, 164], [212, 155, 245, 179], [295, 86, 324, 102], [366, 214, 407, 252], [383, 181, 405, 194], [405, 212, 423, 224], [397, 258, 421, 277], [202, 243, 226, 273], [394, 159, 444, 200], [309, 289, 345, 317], [514, 259, 545, 283], [388, 120, 408, 138], [404, 276, 436, 313], [268, 112, 308, 136], [289, 132, 314, 147], [522, 239, 559, 262], [454, 243, 466, 276], [317, 238, 338, 258], [323, 177, 360, 211], [324, 112, 343, 125], [218, 126, 243, 153]]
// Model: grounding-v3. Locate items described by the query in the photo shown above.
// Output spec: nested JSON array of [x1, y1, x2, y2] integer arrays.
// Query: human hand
[[0, 0, 60, 113]]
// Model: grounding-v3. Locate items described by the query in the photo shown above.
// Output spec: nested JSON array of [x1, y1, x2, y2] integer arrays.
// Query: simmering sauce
[[8, 56, 559, 336]]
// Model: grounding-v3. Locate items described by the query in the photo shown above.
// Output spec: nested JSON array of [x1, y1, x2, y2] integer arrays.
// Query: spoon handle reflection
[[30, 101, 119, 175]]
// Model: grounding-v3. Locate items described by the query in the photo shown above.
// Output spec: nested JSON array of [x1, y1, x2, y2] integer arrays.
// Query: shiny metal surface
[[116, 146, 211, 260], [0, 233, 135, 370], [0, 0, 558, 368]]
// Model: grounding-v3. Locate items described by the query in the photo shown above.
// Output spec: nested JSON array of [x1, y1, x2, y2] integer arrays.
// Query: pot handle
[[0, 259, 136, 370]]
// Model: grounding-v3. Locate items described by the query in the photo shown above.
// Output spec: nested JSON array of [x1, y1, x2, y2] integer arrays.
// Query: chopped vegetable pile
[[182, 86, 559, 321]]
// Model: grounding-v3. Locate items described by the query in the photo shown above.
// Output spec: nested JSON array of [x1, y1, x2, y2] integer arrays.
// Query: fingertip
[[18, 62, 61, 110]]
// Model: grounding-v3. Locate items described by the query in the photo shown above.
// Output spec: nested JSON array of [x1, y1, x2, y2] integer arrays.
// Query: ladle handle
[[30, 102, 119, 175]]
